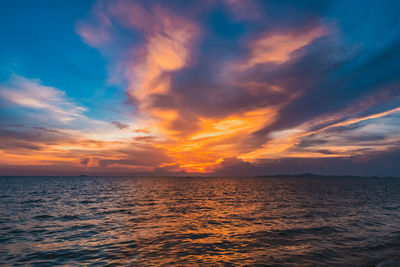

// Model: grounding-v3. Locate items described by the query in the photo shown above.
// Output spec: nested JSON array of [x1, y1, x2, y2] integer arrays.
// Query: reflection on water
[[1, 176, 400, 266]]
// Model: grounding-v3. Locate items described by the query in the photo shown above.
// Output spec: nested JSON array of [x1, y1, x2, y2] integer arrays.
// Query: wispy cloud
[[243, 27, 326, 68], [0, 75, 86, 123], [0, 74, 172, 173]]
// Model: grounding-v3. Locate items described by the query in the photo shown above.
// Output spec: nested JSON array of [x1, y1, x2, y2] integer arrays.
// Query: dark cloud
[[153, 164, 188, 176], [214, 148, 400, 177], [213, 157, 255, 176], [254, 1, 400, 136], [146, 1, 332, 124], [80, 158, 90, 166], [97, 144, 172, 168], [133, 135, 157, 142], [112, 121, 129, 129], [0, 126, 71, 152]]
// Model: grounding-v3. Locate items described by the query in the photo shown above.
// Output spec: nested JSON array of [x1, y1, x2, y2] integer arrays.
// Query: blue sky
[[0, 0, 400, 176]]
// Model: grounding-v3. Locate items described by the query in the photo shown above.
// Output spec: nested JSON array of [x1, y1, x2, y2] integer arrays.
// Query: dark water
[[1, 177, 400, 266]]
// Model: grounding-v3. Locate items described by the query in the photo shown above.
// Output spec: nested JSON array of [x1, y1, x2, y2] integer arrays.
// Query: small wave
[[274, 226, 340, 236], [58, 215, 80, 221], [33, 214, 53, 220], [97, 209, 133, 215], [376, 258, 400, 267], [20, 199, 43, 204]]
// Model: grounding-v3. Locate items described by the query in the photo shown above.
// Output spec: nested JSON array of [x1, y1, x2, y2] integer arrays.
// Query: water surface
[[1, 176, 400, 266]]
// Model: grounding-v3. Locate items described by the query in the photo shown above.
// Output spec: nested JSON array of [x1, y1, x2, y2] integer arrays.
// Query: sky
[[1, 0, 400, 176]]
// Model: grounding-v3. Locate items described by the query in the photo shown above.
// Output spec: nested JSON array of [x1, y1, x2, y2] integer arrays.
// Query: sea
[[1, 176, 400, 266]]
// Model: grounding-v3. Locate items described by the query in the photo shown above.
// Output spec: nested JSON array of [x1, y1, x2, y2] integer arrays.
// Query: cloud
[[80, 158, 90, 166], [243, 26, 326, 68], [0, 74, 173, 173], [0, 75, 86, 123], [77, 0, 200, 108], [3, 0, 400, 176], [69, 0, 400, 175], [212, 157, 254, 176], [112, 121, 129, 129], [214, 148, 400, 177]]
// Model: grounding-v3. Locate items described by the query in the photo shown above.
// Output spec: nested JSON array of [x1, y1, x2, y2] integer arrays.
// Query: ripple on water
[[1, 176, 400, 266]]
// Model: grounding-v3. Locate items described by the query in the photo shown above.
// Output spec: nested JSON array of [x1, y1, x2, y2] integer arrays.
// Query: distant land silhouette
[[255, 173, 400, 179]]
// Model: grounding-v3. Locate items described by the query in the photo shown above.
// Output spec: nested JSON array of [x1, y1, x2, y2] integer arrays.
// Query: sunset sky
[[1, 0, 400, 176]]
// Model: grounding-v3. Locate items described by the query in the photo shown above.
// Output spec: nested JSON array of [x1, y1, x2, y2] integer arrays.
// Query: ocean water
[[1, 176, 400, 266]]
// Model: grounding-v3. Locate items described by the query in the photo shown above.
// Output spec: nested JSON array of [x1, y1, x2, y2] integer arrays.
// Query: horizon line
[[1, 173, 399, 179]]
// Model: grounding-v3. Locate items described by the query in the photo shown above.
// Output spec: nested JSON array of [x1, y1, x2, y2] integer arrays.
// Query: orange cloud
[[243, 27, 326, 69], [74, 4, 333, 172], [0, 75, 171, 172], [242, 106, 400, 161], [70, 1, 400, 174], [150, 107, 278, 172], [109, 4, 200, 110], [137, 27, 330, 172]]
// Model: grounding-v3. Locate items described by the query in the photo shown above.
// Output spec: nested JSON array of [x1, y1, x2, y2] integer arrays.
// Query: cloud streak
[[0, 75, 86, 122]]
